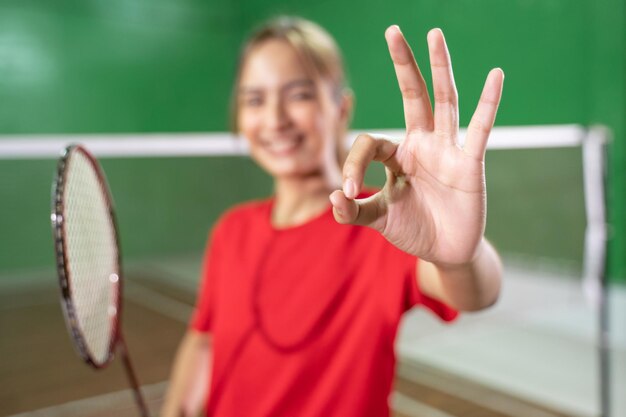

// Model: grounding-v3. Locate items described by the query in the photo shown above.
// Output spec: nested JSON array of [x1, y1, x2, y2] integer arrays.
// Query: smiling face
[[236, 39, 345, 180]]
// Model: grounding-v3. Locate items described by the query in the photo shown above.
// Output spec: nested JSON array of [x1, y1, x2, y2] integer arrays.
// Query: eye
[[289, 90, 315, 101], [242, 96, 263, 107]]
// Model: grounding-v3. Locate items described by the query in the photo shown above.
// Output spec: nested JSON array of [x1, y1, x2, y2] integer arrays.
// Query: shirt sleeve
[[189, 220, 224, 332], [405, 257, 459, 322]]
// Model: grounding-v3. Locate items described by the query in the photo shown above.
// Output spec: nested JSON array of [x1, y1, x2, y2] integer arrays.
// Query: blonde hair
[[229, 16, 349, 133]]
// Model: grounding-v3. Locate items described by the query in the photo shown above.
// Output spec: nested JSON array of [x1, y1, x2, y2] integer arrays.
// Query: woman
[[162, 16, 503, 417]]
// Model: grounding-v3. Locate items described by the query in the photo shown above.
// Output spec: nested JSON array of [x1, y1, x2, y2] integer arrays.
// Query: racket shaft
[[119, 337, 151, 417]]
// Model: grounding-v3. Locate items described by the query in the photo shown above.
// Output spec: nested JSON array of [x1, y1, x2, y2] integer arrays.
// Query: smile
[[261, 135, 304, 156]]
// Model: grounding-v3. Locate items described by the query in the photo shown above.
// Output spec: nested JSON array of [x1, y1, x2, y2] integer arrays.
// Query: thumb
[[329, 189, 387, 232]]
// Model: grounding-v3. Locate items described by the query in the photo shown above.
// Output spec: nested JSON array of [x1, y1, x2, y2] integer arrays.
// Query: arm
[[160, 330, 212, 417], [418, 238, 502, 311]]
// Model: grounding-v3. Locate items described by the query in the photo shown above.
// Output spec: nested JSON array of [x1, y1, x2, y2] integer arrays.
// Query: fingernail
[[344, 178, 356, 199], [428, 28, 442, 42]]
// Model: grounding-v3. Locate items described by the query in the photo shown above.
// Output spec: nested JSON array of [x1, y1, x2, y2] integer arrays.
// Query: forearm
[[420, 238, 502, 312], [161, 331, 212, 417]]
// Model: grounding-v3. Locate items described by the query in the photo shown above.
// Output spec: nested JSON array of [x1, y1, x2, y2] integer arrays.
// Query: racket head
[[51, 144, 123, 369]]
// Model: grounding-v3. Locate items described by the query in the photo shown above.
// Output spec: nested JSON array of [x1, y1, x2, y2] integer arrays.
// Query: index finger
[[385, 25, 433, 134], [342, 133, 401, 199]]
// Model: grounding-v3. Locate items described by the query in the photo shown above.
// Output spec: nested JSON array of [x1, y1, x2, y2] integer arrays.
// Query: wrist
[[432, 238, 485, 272]]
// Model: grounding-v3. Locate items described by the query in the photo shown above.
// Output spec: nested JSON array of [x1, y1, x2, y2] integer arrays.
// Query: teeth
[[265, 136, 300, 153], [270, 141, 296, 152]]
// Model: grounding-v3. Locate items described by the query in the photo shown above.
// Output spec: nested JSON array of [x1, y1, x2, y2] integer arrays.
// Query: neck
[[272, 173, 340, 228]]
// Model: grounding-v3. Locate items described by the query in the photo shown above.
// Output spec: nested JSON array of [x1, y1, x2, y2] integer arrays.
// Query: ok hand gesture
[[330, 26, 504, 267]]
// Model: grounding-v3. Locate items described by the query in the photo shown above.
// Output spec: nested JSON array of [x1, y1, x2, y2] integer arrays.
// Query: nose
[[266, 96, 291, 131]]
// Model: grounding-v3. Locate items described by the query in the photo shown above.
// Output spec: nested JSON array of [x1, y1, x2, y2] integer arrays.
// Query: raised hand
[[330, 26, 504, 267]]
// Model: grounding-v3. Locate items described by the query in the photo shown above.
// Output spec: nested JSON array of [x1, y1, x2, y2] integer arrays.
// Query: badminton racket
[[51, 144, 150, 417]]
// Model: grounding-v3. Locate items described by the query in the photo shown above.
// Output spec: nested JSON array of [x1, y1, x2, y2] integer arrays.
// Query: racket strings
[[63, 150, 119, 365]]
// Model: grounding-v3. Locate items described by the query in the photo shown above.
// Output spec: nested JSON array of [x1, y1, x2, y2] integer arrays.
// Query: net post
[[581, 125, 611, 417]]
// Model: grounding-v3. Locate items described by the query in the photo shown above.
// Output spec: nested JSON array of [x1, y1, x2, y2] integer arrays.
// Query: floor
[[397, 263, 626, 417], [1, 257, 622, 417]]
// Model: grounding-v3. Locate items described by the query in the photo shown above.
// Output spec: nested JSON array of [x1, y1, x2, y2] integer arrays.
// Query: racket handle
[[119, 336, 152, 417]]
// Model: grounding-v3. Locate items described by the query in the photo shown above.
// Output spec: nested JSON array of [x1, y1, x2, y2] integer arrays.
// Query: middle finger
[[385, 25, 434, 134], [428, 28, 459, 143]]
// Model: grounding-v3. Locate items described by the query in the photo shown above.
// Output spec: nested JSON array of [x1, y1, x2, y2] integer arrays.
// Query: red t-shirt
[[191, 196, 457, 417]]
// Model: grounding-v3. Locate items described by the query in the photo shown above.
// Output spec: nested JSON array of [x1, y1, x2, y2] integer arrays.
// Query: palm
[[331, 26, 503, 266], [383, 133, 486, 264]]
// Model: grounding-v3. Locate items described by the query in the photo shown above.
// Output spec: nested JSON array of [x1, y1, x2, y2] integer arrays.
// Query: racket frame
[[51, 144, 123, 369]]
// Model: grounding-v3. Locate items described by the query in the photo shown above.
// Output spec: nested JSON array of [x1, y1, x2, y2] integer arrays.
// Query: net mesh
[[63, 149, 119, 365]]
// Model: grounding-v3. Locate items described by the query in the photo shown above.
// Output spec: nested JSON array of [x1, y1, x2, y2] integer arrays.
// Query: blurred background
[[0, 0, 624, 416]]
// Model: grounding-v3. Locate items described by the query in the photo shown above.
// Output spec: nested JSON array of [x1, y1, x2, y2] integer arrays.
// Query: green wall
[[1, 0, 624, 281]]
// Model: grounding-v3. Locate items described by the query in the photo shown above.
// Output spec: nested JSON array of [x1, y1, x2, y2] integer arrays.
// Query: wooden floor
[[0, 275, 575, 417]]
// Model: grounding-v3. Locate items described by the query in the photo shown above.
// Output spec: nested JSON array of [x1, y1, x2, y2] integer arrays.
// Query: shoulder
[[220, 199, 271, 223], [211, 198, 271, 240]]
